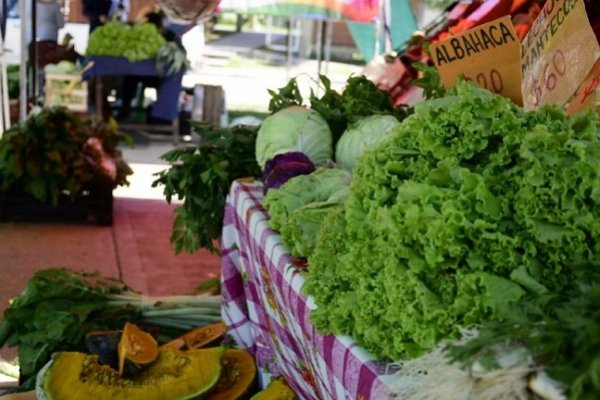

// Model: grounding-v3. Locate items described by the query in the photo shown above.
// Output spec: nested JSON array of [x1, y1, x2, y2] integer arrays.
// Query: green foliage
[[156, 42, 190, 75], [86, 21, 166, 62], [413, 61, 446, 100], [267, 78, 304, 113], [303, 82, 600, 362], [0, 107, 132, 205], [152, 123, 261, 253]]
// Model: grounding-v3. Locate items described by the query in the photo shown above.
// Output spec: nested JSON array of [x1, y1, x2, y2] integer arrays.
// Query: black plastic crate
[[0, 181, 114, 226]]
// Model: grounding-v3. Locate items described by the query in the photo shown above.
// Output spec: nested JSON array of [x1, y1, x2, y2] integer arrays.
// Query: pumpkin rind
[[38, 347, 223, 400], [250, 377, 297, 400], [204, 348, 257, 400], [161, 322, 227, 351]]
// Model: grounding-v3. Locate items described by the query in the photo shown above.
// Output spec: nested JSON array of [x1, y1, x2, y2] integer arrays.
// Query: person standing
[[82, 0, 111, 33], [36, 0, 64, 42], [108, 0, 128, 22]]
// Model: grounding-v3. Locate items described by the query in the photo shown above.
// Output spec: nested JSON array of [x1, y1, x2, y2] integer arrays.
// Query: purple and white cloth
[[221, 179, 396, 400]]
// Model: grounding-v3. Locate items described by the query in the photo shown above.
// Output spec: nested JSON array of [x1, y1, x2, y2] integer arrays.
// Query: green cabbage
[[303, 82, 600, 361], [335, 114, 400, 172], [255, 106, 333, 169], [264, 168, 351, 258], [264, 167, 351, 230]]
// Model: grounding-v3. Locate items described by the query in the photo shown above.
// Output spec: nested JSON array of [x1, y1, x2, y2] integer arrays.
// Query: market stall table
[[83, 56, 184, 143], [221, 179, 396, 400]]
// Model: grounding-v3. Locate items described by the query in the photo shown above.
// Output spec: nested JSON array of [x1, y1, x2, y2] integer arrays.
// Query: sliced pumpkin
[[117, 322, 159, 376], [204, 348, 257, 400], [251, 377, 297, 400], [39, 347, 224, 400], [161, 322, 227, 351]]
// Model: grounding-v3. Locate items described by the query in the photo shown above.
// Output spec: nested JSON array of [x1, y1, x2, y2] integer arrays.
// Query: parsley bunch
[[152, 123, 261, 253]]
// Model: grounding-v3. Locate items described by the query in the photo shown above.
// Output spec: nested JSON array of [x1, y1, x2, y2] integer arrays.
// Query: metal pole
[[2, 62, 9, 129], [315, 19, 323, 76], [19, 0, 27, 120], [324, 20, 332, 76], [31, 0, 36, 99], [286, 17, 293, 68], [0, 35, 4, 136]]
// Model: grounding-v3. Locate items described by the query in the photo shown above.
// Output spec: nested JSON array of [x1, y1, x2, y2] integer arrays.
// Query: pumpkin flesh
[[118, 322, 159, 376], [250, 377, 297, 400], [204, 349, 257, 400], [40, 347, 223, 400]]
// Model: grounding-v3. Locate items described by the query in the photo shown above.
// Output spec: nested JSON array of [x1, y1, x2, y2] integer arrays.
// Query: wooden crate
[[191, 84, 224, 129], [44, 73, 88, 113]]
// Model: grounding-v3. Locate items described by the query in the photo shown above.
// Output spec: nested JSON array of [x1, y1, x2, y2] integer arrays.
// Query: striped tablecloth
[[221, 179, 396, 400]]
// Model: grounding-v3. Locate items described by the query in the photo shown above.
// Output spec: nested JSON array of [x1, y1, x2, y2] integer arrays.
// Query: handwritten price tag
[[430, 16, 523, 105], [567, 59, 600, 115], [521, 0, 599, 110]]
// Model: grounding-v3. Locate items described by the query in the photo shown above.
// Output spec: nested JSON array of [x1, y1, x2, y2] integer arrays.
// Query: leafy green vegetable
[[280, 200, 343, 259], [0, 107, 132, 205], [156, 42, 190, 75], [264, 168, 351, 258], [447, 271, 600, 400], [152, 123, 261, 253], [86, 21, 166, 62], [303, 81, 600, 361], [264, 168, 351, 231], [413, 61, 446, 100], [0, 268, 222, 390], [335, 114, 400, 172]]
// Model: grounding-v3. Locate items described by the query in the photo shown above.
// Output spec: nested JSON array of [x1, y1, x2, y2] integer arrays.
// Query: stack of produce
[[0, 107, 131, 205], [0, 268, 223, 389], [86, 21, 166, 62], [257, 75, 412, 259], [34, 320, 266, 400], [297, 80, 599, 399]]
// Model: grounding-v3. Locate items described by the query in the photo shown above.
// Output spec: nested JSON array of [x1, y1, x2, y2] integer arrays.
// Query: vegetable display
[[255, 106, 333, 169], [86, 21, 166, 62], [303, 81, 600, 364], [0, 107, 131, 205], [0, 268, 222, 390], [268, 75, 412, 147], [37, 347, 224, 400]]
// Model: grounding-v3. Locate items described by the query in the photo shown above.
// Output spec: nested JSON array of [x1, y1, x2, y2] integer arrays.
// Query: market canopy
[[218, 0, 381, 22]]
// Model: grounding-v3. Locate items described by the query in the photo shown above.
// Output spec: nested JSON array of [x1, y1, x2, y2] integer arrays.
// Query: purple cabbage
[[262, 152, 315, 194]]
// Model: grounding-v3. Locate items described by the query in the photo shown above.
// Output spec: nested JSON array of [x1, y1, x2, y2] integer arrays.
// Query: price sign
[[430, 16, 523, 106], [521, 0, 600, 110], [567, 59, 600, 115]]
